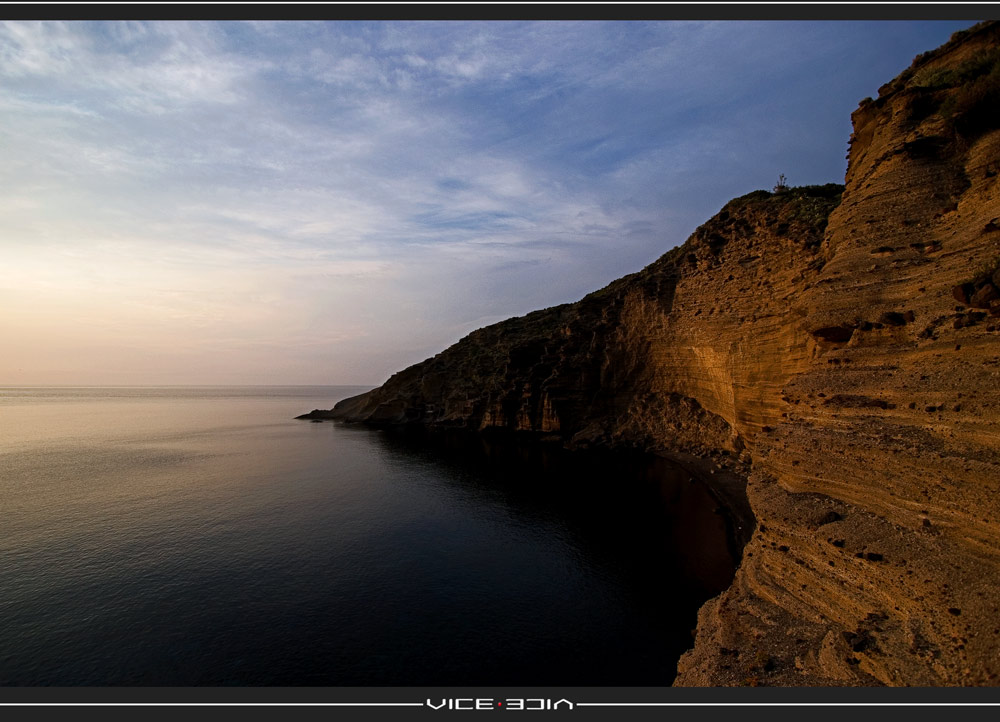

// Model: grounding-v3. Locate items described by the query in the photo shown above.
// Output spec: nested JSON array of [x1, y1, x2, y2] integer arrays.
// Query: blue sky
[[0, 20, 977, 385]]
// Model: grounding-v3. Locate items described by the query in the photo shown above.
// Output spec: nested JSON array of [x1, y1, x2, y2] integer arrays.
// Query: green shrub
[[906, 49, 1000, 138], [911, 48, 1000, 90], [911, 67, 959, 90], [940, 60, 1000, 137]]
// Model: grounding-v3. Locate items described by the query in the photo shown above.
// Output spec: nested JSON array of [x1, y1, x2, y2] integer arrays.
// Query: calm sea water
[[0, 386, 735, 686]]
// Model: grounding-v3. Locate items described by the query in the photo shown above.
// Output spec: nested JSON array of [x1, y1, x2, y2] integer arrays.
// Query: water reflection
[[0, 387, 743, 687], [354, 426, 740, 681]]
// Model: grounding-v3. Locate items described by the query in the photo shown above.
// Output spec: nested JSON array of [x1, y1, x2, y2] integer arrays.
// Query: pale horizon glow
[[1, 19, 976, 385]]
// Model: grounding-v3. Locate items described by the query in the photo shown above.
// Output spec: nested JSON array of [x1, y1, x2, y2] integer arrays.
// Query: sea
[[0, 386, 736, 686]]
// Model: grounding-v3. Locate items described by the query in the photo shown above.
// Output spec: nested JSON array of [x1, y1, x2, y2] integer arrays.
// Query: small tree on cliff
[[773, 174, 789, 193]]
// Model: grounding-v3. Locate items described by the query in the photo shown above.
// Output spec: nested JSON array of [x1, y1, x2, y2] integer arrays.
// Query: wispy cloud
[[0, 19, 976, 384]]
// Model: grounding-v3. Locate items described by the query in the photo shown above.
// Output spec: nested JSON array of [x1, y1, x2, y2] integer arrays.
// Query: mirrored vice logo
[[425, 698, 574, 711]]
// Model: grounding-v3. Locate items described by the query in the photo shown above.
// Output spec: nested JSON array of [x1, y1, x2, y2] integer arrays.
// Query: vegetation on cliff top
[[581, 183, 843, 306], [880, 22, 1000, 139], [909, 45, 1000, 137], [882, 21, 997, 96]]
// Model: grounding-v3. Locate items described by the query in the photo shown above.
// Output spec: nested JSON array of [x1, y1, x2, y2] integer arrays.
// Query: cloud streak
[[0, 19, 976, 384]]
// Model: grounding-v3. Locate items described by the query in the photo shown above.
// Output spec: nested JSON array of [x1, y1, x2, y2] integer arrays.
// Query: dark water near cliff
[[0, 386, 736, 686]]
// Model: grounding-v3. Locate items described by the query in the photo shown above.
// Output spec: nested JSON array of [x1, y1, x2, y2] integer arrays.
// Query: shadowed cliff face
[[321, 184, 842, 462], [310, 23, 1000, 686]]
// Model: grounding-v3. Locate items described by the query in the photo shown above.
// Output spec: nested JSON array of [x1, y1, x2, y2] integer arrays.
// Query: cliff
[[306, 23, 1000, 686]]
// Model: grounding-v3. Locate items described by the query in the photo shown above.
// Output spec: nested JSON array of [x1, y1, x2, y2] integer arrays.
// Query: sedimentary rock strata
[[309, 23, 1000, 686]]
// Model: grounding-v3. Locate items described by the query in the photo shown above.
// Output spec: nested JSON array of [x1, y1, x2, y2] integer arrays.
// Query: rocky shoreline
[[302, 23, 1000, 686]]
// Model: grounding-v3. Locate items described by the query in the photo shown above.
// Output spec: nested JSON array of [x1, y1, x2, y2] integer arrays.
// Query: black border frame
[[0, 3, 996, 22], [1, 1, 998, 711]]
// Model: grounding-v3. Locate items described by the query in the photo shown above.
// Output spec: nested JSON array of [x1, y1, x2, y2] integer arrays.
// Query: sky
[[0, 18, 979, 386]]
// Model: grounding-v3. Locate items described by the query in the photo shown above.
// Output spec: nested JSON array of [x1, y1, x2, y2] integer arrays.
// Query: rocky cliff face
[[310, 23, 1000, 686]]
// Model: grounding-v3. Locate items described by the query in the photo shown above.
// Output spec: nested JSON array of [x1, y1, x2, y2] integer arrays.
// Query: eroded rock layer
[[311, 23, 1000, 686]]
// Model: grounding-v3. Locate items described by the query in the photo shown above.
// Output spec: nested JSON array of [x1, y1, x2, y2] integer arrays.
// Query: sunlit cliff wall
[[317, 23, 1000, 685]]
